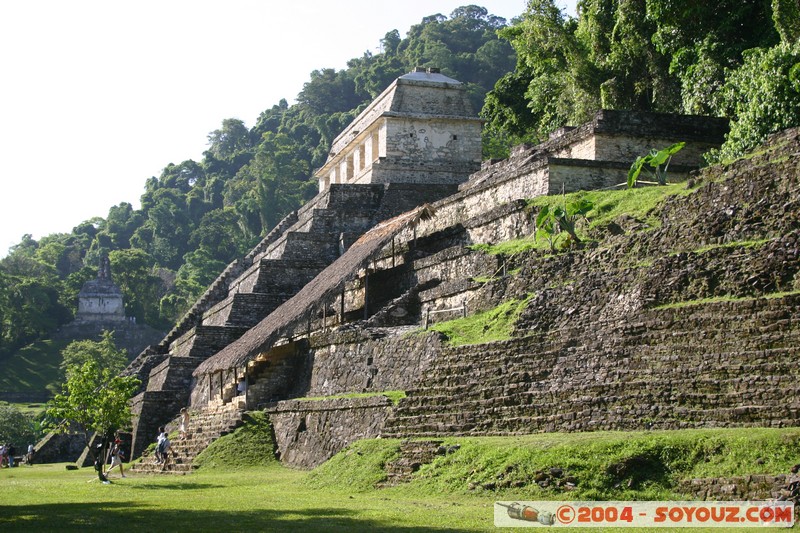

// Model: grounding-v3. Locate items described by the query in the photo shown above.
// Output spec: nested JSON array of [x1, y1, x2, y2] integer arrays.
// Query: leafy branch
[[627, 142, 685, 188], [535, 197, 594, 252]]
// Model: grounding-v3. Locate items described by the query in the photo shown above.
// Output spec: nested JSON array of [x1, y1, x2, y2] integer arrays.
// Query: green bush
[[712, 41, 800, 163], [0, 403, 40, 449]]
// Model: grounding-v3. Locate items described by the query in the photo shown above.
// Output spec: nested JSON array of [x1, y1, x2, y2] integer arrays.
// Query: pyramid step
[[134, 405, 246, 475]]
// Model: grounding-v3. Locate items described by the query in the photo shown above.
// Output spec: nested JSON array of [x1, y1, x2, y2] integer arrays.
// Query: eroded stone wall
[[384, 294, 800, 437], [303, 330, 444, 397], [267, 396, 392, 468], [679, 475, 792, 501], [384, 118, 481, 165]]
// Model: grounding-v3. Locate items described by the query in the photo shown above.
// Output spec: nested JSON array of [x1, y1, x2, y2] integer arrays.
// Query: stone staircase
[[129, 185, 398, 458], [379, 440, 458, 487], [132, 402, 246, 474], [382, 295, 800, 437]]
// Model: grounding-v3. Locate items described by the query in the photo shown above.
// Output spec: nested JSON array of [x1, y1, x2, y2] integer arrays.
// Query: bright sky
[[0, 0, 577, 258]]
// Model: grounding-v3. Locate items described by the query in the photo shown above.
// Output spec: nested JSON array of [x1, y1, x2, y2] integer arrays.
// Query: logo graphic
[[494, 501, 795, 528]]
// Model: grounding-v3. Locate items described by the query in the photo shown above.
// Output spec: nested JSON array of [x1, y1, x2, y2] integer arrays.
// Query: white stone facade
[[315, 68, 483, 191], [77, 294, 125, 318], [75, 257, 126, 323]]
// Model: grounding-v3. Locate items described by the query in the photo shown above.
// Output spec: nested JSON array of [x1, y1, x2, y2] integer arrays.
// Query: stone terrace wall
[[130, 390, 187, 459], [381, 130, 800, 438], [300, 330, 445, 398], [383, 295, 800, 437], [544, 109, 727, 165], [547, 158, 695, 193], [267, 396, 392, 468]]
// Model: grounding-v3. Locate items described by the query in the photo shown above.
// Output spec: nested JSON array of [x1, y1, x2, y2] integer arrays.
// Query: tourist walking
[[155, 426, 167, 463], [105, 434, 126, 478], [159, 434, 172, 471], [179, 407, 190, 440]]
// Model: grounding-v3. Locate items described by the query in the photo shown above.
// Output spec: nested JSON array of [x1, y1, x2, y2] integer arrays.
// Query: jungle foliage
[[482, 0, 799, 161]]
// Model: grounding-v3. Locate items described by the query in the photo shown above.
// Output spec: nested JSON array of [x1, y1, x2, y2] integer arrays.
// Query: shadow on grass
[[0, 502, 470, 532], [124, 481, 225, 491]]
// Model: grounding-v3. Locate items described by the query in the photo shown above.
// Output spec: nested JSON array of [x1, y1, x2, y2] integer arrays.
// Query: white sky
[[0, 0, 576, 258]]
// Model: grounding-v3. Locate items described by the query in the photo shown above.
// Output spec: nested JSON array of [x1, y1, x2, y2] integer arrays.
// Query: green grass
[[308, 437, 403, 491], [469, 185, 690, 257], [3, 426, 798, 531], [312, 427, 800, 501], [0, 462, 494, 532], [293, 390, 407, 405], [192, 411, 277, 470], [3, 402, 48, 417], [527, 183, 690, 232], [428, 295, 532, 346]]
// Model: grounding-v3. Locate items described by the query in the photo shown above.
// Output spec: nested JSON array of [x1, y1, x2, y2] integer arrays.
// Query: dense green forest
[[1, 1, 798, 361]]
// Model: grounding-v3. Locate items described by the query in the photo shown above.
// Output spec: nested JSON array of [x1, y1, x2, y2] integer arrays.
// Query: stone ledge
[[267, 395, 393, 413]]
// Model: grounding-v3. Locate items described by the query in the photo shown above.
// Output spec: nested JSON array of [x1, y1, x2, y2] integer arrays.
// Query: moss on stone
[[428, 295, 533, 346]]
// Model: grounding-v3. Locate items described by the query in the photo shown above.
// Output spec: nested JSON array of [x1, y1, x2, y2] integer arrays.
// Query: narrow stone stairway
[[131, 401, 245, 474]]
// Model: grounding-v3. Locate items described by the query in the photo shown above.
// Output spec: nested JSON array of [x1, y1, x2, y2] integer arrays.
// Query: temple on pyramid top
[[75, 255, 125, 323], [314, 67, 483, 192]]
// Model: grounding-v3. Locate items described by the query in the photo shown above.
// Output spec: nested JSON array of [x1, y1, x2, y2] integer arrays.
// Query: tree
[[599, 0, 679, 111], [206, 118, 252, 160], [297, 68, 362, 116], [711, 41, 800, 162], [159, 247, 228, 322], [108, 249, 166, 326], [647, 0, 778, 115], [45, 360, 140, 479], [483, 0, 681, 145], [59, 331, 128, 382], [0, 403, 40, 451], [188, 207, 250, 263], [483, 0, 596, 143], [773, 0, 800, 43], [1, 277, 71, 349], [96, 202, 144, 250]]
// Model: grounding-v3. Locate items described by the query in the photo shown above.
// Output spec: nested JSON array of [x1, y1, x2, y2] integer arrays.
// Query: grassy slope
[[0, 339, 69, 395], [314, 428, 800, 500], [192, 412, 278, 469], [427, 296, 532, 346], [3, 425, 798, 532], [470, 183, 690, 256]]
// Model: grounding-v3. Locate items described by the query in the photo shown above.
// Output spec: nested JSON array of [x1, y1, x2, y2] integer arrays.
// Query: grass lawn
[[3, 425, 800, 531], [0, 461, 788, 533], [0, 463, 494, 532], [4, 402, 48, 417]]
